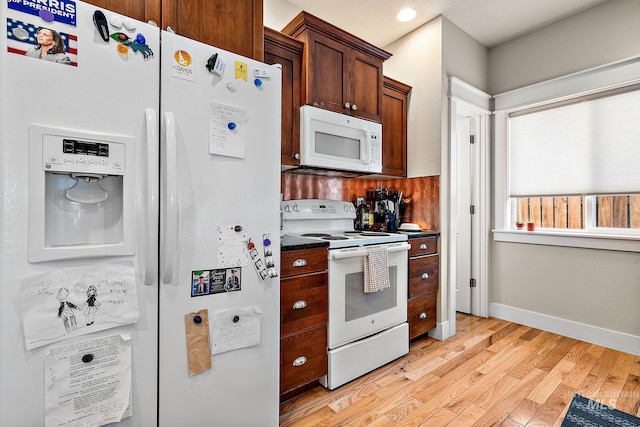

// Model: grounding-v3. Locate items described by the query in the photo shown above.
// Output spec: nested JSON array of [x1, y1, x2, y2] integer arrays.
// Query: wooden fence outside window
[[517, 195, 640, 229]]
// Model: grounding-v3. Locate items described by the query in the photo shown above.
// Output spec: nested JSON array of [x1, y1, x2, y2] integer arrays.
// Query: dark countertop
[[396, 230, 440, 238], [281, 235, 329, 251]]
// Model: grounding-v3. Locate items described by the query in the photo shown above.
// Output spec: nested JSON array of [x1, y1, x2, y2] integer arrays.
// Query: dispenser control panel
[[41, 134, 126, 175]]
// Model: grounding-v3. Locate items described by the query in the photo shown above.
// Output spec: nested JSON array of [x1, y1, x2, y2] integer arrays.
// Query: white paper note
[[211, 307, 261, 355], [21, 262, 139, 350], [216, 224, 249, 268], [209, 101, 248, 158], [44, 334, 132, 427]]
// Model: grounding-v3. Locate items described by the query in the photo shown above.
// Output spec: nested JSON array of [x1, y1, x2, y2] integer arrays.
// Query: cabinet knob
[[293, 259, 307, 267], [292, 356, 307, 367], [419, 312, 427, 319], [293, 300, 307, 310], [294, 153, 300, 160], [344, 102, 350, 109], [166, 26, 176, 34], [420, 244, 427, 250], [147, 20, 158, 27], [351, 104, 357, 111], [422, 273, 429, 279]]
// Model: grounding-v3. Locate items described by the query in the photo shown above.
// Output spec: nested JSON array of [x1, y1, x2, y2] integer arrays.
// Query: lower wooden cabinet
[[407, 236, 439, 340], [280, 247, 328, 396]]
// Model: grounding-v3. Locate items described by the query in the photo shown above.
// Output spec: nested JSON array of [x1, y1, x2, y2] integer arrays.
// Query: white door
[[455, 117, 473, 313], [158, 31, 282, 427], [0, 3, 159, 426]]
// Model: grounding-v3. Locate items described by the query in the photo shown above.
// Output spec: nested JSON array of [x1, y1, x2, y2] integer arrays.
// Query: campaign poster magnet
[[6, 18, 78, 66]]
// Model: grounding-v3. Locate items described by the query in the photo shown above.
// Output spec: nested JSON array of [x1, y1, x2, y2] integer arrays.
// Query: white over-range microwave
[[299, 105, 382, 174]]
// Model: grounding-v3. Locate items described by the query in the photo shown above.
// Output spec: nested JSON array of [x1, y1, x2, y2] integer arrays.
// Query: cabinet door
[[304, 31, 349, 115], [83, 0, 159, 24], [382, 77, 410, 177], [349, 50, 384, 122], [161, 0, 263, 60], [264, 28, 303, 167]]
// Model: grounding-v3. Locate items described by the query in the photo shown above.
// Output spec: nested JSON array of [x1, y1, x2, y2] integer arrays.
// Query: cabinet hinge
[[470, 135, 476, 144], [470, 205, 475, 215], [470, 278, 477, 288]]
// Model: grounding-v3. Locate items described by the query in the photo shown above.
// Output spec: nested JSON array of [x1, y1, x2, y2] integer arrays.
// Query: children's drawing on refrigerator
[[20, 262, 140, 350]]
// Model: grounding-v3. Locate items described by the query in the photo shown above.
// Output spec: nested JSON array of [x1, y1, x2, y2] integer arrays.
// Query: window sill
[[492, 229, 640, 253]]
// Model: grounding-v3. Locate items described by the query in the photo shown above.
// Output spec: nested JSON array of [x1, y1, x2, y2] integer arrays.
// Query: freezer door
[[0, 2, 159, 426], [159, 31, 282, 426]]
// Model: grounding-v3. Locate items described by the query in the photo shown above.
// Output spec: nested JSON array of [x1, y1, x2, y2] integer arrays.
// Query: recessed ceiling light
[[396, 8, 417, 23]]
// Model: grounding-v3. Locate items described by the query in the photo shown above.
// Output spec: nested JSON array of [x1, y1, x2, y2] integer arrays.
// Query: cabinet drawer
[[280, 325, 327, 394], [408, 294, 436, 340], [281, 272, 328, 336], [409, 236, 438, 257], [409, 255, 439, 299], [281, 248, 327, 277]]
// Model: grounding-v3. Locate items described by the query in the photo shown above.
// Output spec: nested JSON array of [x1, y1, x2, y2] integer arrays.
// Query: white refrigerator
[[0, 2, 281, 426]]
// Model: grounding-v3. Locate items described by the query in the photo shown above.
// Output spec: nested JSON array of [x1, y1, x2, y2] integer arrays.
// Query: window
[[507, 85, 640, 234], [493, 58, 640, 251]]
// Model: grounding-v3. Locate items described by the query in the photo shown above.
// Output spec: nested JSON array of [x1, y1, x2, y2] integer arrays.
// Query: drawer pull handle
[[293, 356, 307, 367], [420, 244, 427, 250], [422, 273, 429, 279], [293, 300, 307, 310], [419, 312, 427, 319], [293, 259, 307, 268]]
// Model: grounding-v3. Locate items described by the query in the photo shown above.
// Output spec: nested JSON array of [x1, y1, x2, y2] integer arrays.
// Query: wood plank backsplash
[[281, 174, 439, 230]]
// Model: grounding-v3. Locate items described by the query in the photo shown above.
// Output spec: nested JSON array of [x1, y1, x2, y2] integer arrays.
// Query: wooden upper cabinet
[[381, 76, 411, 177], [264, 27, 304, 167], [282, 11, 391, 123], [83, 0, 160, 24], [161, 0, 264, 61]]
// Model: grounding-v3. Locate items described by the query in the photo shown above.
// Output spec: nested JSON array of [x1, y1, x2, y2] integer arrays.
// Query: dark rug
[[562, 394, 640, 427]]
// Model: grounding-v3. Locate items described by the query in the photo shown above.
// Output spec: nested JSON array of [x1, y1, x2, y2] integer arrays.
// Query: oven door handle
[[328, 242, 411, 260]]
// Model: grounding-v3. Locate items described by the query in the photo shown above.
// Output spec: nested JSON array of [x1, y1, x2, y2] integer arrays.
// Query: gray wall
[[488, 0, 640, 340]]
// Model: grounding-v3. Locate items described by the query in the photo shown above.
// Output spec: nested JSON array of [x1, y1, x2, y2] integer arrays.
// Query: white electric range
[[282, 199, 409, 389]]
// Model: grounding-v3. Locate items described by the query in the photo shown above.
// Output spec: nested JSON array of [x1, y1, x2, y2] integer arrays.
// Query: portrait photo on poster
[[6, 18, 77, 66]]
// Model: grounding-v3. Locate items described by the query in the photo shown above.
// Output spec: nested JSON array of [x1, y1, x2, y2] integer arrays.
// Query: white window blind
[[508, 87, 640, 197]]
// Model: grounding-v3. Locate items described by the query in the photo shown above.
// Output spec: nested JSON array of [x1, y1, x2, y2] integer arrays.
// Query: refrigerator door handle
[[162, 112, 179, 284], [144, 108, 159, 285]]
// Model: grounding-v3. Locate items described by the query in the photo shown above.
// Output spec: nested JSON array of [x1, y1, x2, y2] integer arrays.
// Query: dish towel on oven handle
[[364, 246, 390, 293]]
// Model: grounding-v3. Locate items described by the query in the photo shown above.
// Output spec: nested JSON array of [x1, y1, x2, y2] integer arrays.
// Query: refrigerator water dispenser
[[28, 125, 135, 262]]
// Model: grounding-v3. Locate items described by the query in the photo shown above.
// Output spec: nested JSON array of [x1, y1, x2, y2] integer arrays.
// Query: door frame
[[446, 77, 492, 337]]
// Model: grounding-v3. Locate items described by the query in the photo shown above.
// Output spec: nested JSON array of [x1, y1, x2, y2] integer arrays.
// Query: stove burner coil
[[302, 233, 332, 238], [321, 236, 349, 241]]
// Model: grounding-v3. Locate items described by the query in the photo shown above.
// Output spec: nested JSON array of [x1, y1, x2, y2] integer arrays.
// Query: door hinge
[[470, 135, 476, 144], [470, 278, 477, 288], [470, 205, 475, 215]]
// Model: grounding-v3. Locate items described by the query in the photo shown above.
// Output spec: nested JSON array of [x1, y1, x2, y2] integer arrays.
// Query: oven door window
[[344, 267, 397, 321]]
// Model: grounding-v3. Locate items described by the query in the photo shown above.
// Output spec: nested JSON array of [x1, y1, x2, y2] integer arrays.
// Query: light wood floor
[[279, 314, 640, 426]]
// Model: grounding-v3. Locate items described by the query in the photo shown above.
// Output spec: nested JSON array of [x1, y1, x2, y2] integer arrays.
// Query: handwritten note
[[211, 307, 261, 355], [216, 225, 249, 268], [21, 262, 139, 350], [209, 101, 247, 158], [44, 334, 132, 427]]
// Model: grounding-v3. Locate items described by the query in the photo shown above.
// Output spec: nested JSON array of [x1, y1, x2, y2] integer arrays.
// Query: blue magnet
[[136, 33, 146, 44], [228, 122, 237, 130], [254, 78, 263, 88], [39, 9, 55, 22], [263, 237, 271, 246], [194, 315, 202, 324]]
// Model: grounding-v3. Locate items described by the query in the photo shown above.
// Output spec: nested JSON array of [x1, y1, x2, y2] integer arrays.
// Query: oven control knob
[[283, 204, 291, 213], [292, 203, 300, 213]]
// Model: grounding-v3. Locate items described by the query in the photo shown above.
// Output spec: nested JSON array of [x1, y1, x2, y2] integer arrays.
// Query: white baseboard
[[490, 303, 640, 356], [428, 321, 451, 341]]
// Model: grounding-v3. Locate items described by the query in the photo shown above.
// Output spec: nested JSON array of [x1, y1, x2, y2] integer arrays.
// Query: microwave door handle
[[361, 130, 370, 165]]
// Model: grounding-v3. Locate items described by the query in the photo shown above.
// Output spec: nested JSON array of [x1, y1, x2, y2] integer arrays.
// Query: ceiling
[[264, 0, 610, 49]]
